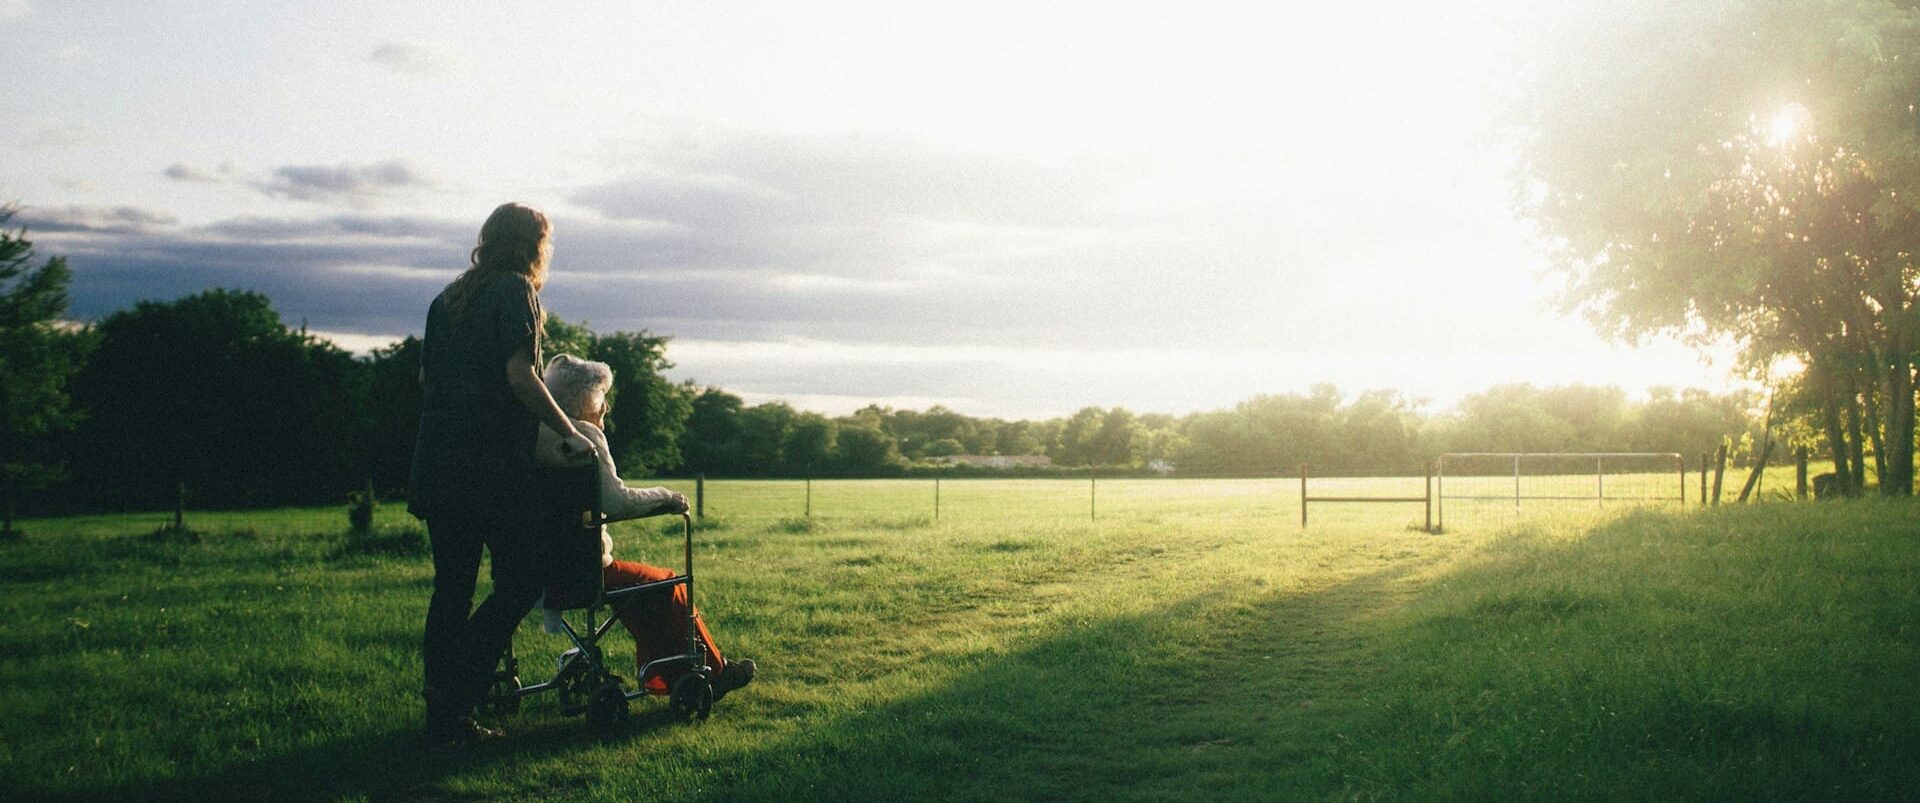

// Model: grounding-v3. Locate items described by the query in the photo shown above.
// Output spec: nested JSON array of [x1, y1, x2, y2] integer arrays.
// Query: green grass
[[1, 484, 1915, 801]]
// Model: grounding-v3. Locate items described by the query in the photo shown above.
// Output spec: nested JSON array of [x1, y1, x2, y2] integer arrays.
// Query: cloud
[[17, 205, 178, 234], [162, 162, 243, 183], [367, 41, 464, 75], [23, 123, 99, 150], [0, 0, 27, 22], [28, 211, 467, 337], [257, 159, 432, 204], [200, 214, 469, 243], [573, 132, 1137, 233]]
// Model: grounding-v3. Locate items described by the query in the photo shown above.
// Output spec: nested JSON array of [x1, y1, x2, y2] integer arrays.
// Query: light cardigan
[[533, 419, 679, 568]]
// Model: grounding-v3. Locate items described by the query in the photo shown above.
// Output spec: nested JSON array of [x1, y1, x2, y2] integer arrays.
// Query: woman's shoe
[[425, 715, 504, 745]]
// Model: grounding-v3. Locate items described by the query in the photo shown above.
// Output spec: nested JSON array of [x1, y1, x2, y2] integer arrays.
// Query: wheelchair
[[477, 461, 715, 728]]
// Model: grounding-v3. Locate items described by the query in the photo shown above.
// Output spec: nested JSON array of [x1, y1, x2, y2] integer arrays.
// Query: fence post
[[1300, 464, 1308, 528], [1596, 455, 1604, 507], [1089, 474, 1096, 521], [934, 476, 941, 521], [1514, 454, 1522, 510], [695, 474, 705, 520], [806, 475, 812, 518], [1699, 453, 1709, 507], [1711, 445, 1728, 505], [174, 481, 187, 531], [1796, 448, 1809, 500], [1424, 461, 1434, 534]]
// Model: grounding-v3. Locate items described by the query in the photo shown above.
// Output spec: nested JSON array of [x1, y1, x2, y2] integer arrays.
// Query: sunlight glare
[[1766, 102, 1812, 147]]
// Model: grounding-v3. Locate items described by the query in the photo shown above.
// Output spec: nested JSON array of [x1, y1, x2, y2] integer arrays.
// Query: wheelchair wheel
[[669, 673, 713, 721], [478, 673, 521, 718], [586, 680, 629, 729]]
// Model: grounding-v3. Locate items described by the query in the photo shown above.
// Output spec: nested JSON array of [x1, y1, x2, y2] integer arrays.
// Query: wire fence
[[38, 452, 1800, 538], [1435, 452, 1687, 531]]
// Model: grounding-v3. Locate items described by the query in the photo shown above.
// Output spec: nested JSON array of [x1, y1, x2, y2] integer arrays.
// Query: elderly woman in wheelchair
[[482, 355, 754, 726]]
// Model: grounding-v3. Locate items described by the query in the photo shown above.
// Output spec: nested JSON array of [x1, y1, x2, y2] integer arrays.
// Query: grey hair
[[543, 354, 613, 419]]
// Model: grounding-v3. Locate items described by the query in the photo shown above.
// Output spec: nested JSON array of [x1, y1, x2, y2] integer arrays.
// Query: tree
[[785, 413, 837, 471], [1090, 407, 1139, 466], [0, 208, 92, 532], [588, 330, 689, 476], [66, 289, 369, 509], [679, 386, 744, 475], [924, 437, 965, 458], [736, 402, 795, 473], [833, 424, 904, 473], [994, 420, 1042, 455], [1512, 0, 1920, 494], [541, 316, 594, 364], [1052, 407, 1106, 466], [363, 337, 422, 495]]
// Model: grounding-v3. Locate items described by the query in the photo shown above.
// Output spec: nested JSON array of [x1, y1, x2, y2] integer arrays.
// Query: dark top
[[407, 271, 543, 520]]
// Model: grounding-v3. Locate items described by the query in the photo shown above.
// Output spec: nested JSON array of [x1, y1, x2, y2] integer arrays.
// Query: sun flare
[[1766, 102, 1812, 147]]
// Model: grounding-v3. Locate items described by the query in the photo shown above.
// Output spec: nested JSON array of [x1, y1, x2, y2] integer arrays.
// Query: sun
[[1766, 102, 1813, 147]]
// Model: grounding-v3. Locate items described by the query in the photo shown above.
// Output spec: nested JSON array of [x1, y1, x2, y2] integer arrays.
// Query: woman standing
[[409, 202, 593, 743]]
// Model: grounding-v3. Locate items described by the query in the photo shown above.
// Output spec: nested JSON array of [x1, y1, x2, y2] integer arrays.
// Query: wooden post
[[806, 475, 812, 517], [1795, 448, 1809, 500], [1424, 461, 1434, 534], [1300, 464, 1308, 528], [1089, 474, 1096, 521], [934, 476, 941, 521], [1596, 456, 1605, 507], [1699, 452, 1709, 507], [1711, 445, 1728, 505], [695, 474, 705, 520], [1737, 439, 1775, 503], [174, 481, 186, 531]]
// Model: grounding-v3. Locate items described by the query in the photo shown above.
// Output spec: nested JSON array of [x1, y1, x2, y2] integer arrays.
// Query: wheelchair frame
[[481, 462, 714, 727]]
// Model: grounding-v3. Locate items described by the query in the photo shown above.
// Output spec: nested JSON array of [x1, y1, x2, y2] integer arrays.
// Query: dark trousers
[[423, 507, 543, 720]]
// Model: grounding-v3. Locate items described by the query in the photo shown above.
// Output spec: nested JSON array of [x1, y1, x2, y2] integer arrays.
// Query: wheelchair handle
[[681, 511, 705, 667]]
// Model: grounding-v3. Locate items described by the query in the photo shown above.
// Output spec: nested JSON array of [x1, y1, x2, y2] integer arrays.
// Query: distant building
[[926, 454, 1054, 469]]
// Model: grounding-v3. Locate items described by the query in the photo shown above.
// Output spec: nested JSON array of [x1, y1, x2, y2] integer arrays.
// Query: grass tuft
[[140, 524, 205, 544], [856, 514, 933, 531], [332, 524, 429, 560], [769, 516, 823, 535]]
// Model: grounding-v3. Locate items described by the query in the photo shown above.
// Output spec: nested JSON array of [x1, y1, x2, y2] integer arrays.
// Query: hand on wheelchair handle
[[557, 431, 596, 464]]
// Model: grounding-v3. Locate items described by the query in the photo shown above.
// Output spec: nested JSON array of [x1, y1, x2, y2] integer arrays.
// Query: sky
[[1, 0, 1741, 419]]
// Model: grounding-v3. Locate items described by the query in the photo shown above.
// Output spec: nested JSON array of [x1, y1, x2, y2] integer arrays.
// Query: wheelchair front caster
[[586, 680, 628, 729], [669, 673, 713, 721]]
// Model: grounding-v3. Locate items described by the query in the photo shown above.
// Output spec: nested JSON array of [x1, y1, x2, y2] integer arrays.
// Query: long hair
[[446, 202, 552, 325]]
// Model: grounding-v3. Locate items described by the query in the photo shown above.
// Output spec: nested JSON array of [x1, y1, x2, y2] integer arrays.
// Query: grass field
[[2, 480, 1916, 801]]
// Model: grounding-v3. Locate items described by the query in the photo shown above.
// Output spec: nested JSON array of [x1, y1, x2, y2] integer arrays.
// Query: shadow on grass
[[15, 505, 1918, 800], [667, 506, 1920, 800], [10, 554, 1422, 802], [663, 563, 1435, 802], [15, 700, 709, 802]]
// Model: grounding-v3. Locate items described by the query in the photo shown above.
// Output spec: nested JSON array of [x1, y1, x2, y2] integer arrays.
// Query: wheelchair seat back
[[535, 462, 604, 610]]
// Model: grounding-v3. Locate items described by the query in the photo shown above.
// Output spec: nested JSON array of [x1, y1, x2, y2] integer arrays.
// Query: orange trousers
[[602, 560, 726, 693]]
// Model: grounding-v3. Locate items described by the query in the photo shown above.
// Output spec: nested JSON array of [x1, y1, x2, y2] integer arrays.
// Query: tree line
[[5, 215, 1780, 521]]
